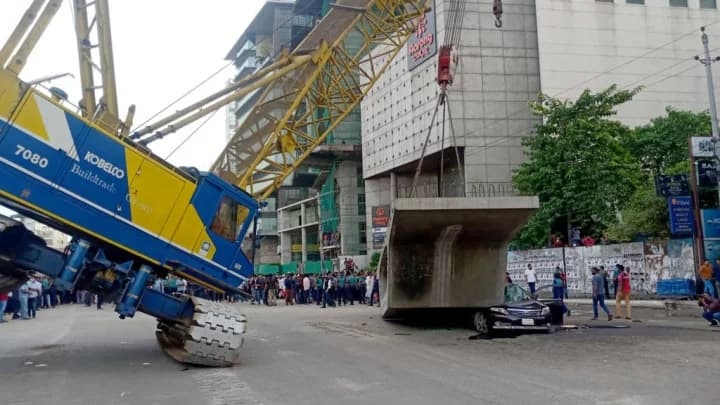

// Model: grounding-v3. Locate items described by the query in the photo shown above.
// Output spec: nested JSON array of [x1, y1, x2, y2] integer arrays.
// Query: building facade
[[536, 0, 720, 127], [362, 0, 541, 252], [362, 0, 720, 254]]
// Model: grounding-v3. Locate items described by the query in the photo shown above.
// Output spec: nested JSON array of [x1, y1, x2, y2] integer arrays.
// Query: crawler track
[[156, 296, 247, 367]]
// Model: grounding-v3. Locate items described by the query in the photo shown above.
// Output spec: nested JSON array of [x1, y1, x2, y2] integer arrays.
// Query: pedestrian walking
[[591, 267, 612, 321], [524, 264, 537, 295], [615, 266, 632, 320]]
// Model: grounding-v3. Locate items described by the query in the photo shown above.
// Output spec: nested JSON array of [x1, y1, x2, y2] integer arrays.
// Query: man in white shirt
[[26, 276, 42, 319], [302, 276, 311, 304], [524, 264, 537, 295]]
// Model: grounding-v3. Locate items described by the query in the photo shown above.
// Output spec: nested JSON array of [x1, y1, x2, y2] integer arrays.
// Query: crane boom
[[211, 0, 430, 199]]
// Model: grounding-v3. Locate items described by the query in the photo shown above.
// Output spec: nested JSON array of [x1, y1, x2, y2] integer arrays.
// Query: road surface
[[0, 302, 718, 405]]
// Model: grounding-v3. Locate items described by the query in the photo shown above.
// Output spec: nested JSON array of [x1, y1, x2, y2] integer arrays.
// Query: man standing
[[0, 291, 8, 323], [302, 275, 311, 304], [524, 264, 537, 295], [699, 260, 715, 298], [600, 266, 610, 298], [23, 277, 41, 319], [615, 266, 632, 320], [591, 267, 613, 321], [284, 274, 294, 305], [612, 264, 622, 299]]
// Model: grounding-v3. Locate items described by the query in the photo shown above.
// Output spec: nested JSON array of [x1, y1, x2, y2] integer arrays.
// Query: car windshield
[[504, 283, 533, 304]]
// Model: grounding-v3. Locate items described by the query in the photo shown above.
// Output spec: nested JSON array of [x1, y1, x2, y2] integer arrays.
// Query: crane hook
[[493, 0, 503, 28]]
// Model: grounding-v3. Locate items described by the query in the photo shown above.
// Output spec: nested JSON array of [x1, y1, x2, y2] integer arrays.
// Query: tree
[[512, 85, 642, 249], [606, 109, 710, 241], [605, 181, 668, 242], [624, 108, 710, 177]]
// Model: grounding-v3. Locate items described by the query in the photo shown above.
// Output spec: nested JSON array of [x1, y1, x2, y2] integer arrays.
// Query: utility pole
[[695, 26, 720, 264], [695, 26, 720, 141]]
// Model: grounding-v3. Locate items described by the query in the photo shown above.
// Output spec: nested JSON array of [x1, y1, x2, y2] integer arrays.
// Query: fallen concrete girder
[[379, 197, 539, 318]]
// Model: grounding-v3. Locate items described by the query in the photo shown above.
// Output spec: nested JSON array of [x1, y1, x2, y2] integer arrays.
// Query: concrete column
[[301, 203, 307, 263], [390, 171, 397, 202]]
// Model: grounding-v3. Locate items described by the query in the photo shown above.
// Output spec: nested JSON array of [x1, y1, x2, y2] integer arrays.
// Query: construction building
[[226, 0, 368, 274]]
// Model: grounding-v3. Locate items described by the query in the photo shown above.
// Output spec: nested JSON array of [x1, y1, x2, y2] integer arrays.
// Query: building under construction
[[225, 0, 368, 275]]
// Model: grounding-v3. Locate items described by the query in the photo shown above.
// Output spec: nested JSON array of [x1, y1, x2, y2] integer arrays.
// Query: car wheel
[[473, 311, 491, 337]]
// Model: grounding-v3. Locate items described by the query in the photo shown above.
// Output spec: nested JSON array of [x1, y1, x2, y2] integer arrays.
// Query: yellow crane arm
[[211, 0, 429, 200]]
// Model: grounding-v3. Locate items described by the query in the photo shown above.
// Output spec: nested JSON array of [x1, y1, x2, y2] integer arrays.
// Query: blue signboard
[[704, 239, 720, 263], [668, 196, 694, 236], [701, 209, 720, 238]]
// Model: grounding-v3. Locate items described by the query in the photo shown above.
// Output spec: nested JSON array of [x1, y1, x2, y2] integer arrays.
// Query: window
[[701, 0, 717, 8], [626, 0, 644, 4], [210, 196, 249, 242], [669, 0, 687, 6]]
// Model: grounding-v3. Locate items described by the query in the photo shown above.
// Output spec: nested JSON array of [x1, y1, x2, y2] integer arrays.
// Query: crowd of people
[[241, 271, 380, 308], [0, 274, 102, 323]]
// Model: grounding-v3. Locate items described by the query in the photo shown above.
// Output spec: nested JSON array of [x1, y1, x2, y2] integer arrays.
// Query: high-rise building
[[225, 0, 368, 273]]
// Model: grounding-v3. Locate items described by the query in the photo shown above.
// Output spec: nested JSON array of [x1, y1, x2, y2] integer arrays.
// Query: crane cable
[[410, 0, 469, 198]]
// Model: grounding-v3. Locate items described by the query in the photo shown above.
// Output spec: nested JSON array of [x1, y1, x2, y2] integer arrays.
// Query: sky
[[0, 0, 265, 169]]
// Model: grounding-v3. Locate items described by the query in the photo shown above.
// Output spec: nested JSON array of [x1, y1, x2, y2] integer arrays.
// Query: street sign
[[697, 159, 718, 187], [701, 209, 720, 238], [668, 196, 694, 236], [691, 136, 715, 157], [655, 174, 690, 197]]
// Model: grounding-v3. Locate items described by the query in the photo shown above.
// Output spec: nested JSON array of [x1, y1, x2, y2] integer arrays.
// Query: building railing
[[395, 182, 528, 198]]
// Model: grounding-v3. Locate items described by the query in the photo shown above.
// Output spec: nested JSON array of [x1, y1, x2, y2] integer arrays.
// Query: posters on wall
[[506, 240, 694, 296]]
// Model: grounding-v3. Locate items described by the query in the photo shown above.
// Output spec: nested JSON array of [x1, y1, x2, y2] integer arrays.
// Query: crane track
[[156, 296, 247, 367]]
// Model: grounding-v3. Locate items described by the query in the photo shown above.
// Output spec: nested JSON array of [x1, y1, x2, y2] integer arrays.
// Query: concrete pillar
[[301, 203, 307, 263], [390, 171, 396, 202]]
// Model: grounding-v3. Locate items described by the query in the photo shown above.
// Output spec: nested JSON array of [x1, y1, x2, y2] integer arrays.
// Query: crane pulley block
[[437, 45, 453, 88]]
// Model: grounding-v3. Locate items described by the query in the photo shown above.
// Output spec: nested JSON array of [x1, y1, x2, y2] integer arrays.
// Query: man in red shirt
[[700, 293, 720, 326], [615, 266, 632, 320], [0, 292, 9, 323]]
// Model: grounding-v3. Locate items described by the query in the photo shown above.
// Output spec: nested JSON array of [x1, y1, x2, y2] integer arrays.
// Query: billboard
[[697, 159, 718, 187], [701, 209, 720, 238], [655, 174, 689, 197], [371, 205, 390, 248], [691, 136, 716, 158], [407, 0, 437, 71], [371, 205, 390, 227], [667, 196, 694, 236]]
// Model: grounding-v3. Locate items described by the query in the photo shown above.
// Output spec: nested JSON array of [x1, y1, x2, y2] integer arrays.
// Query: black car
[[472, 283, 563, 337]]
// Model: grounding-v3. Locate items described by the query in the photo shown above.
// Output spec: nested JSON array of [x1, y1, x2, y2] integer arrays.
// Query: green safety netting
[[319, 162, 338, 233], [303, 260, 334, 274], [254, 264, 279, 275]]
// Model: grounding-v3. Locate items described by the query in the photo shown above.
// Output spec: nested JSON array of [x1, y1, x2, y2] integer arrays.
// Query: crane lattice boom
[[211, 0, 429, 199]]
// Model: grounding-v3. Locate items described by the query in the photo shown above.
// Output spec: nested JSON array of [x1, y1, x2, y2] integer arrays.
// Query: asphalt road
[[0, 301, 718, 405]]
